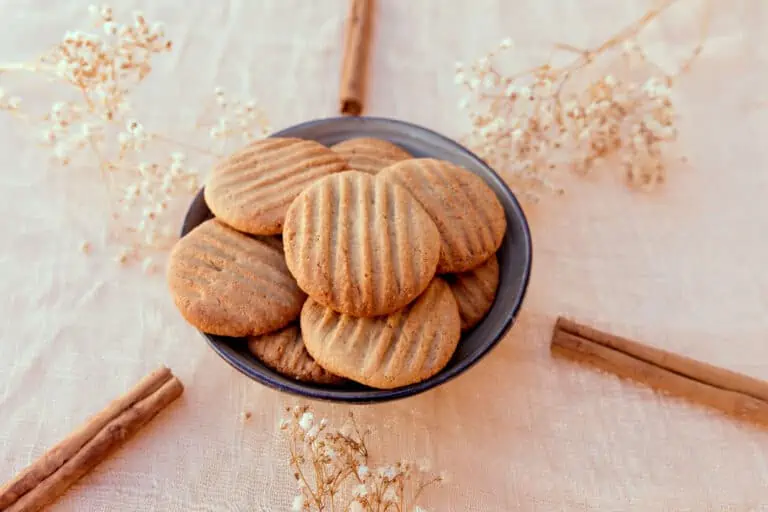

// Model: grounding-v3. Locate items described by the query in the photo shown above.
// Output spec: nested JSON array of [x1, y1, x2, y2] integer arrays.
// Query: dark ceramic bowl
[[180, 116, 532, 403]]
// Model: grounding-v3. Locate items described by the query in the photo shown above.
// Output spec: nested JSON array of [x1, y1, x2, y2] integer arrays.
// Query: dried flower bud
[[298, 411, 314, 431], [103, 22, 118, 35], [378, 465, 397, 480], [169, 161, 183, 176], [124, 184, 139, 199], [115, 249, 129, 264], [143, 207, 157, 221]]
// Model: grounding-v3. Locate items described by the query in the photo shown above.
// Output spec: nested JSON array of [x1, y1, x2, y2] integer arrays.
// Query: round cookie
[[283, 170, 441, 317], [444, 254, 499, 331], [331, 137, 412, 175], [247, 325, 345, 385], [167, 219, 306, 337], [379, 158, 506, 273], [204, 137, 349, 235], [301, 278, 461, 389]]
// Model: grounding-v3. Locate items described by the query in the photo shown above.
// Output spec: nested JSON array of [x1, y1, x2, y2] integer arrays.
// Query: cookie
[[301, 278, 461, 389], [379, 158, 506, 273], [444, 254, 499, 331], [167, 219, 306, 337], [204, 137, 349, 235], [283, 170, 441, 317], [247, 325, 345, 385], [331, 137, 412, 175]]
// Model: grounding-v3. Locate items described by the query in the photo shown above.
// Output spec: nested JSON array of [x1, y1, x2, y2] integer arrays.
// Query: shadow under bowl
[[180, 116, 532, 403]]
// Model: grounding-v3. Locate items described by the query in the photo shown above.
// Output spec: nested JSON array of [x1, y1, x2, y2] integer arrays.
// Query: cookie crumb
[[80, 241, 92, 254], [244, 411, 252, 421]]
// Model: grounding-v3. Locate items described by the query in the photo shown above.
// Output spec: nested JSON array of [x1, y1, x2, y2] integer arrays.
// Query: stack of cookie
[[167, 136, 506, 390]]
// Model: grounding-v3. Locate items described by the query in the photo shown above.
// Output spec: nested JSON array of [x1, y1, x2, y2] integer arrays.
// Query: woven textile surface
[[1, 0, 767, 510]]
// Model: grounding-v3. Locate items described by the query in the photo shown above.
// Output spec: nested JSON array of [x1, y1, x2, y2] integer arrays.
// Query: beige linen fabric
[[1, 0, 767, 510]]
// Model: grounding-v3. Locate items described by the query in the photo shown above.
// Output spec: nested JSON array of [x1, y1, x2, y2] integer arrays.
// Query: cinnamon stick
[[339, 0, 374, 116], [0, 367, 183, 512], [551, 317, 768, 425]]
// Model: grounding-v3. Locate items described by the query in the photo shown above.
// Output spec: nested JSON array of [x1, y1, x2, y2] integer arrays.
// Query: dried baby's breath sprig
[[198, 87, 272, 151], [457, 0, 709, 202], [281, 405, 444, 511], [0, 5, 271, 269]]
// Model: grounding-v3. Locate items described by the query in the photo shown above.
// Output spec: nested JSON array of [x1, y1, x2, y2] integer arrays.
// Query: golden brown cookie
[[167, 219, 306, 337], [204, 137, 349, 235], [331, 137, 412, 175], [283, 170, 441, 317], [379, 158, 506, 273], [247, 325, 345, 385], [301, 278, 461, 389], [444, 254, 499, 331]]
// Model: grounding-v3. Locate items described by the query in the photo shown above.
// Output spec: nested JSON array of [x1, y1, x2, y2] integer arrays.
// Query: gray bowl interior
[[180, 116, 532, 403]]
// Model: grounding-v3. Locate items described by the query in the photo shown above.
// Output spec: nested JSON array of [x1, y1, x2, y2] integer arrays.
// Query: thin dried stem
[[280, 406, 442, 512], [591, 0, 678, 56], [456, 0, 710, 202], [677, 0, 712, 75], [0, 5, 270, 270]]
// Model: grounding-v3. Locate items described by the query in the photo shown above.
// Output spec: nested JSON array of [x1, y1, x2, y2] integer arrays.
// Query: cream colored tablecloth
[[2, 0, 768, 510]]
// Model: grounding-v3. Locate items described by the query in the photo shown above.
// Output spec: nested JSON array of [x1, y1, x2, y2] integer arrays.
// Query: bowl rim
[[182, 115, 533, 403]]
